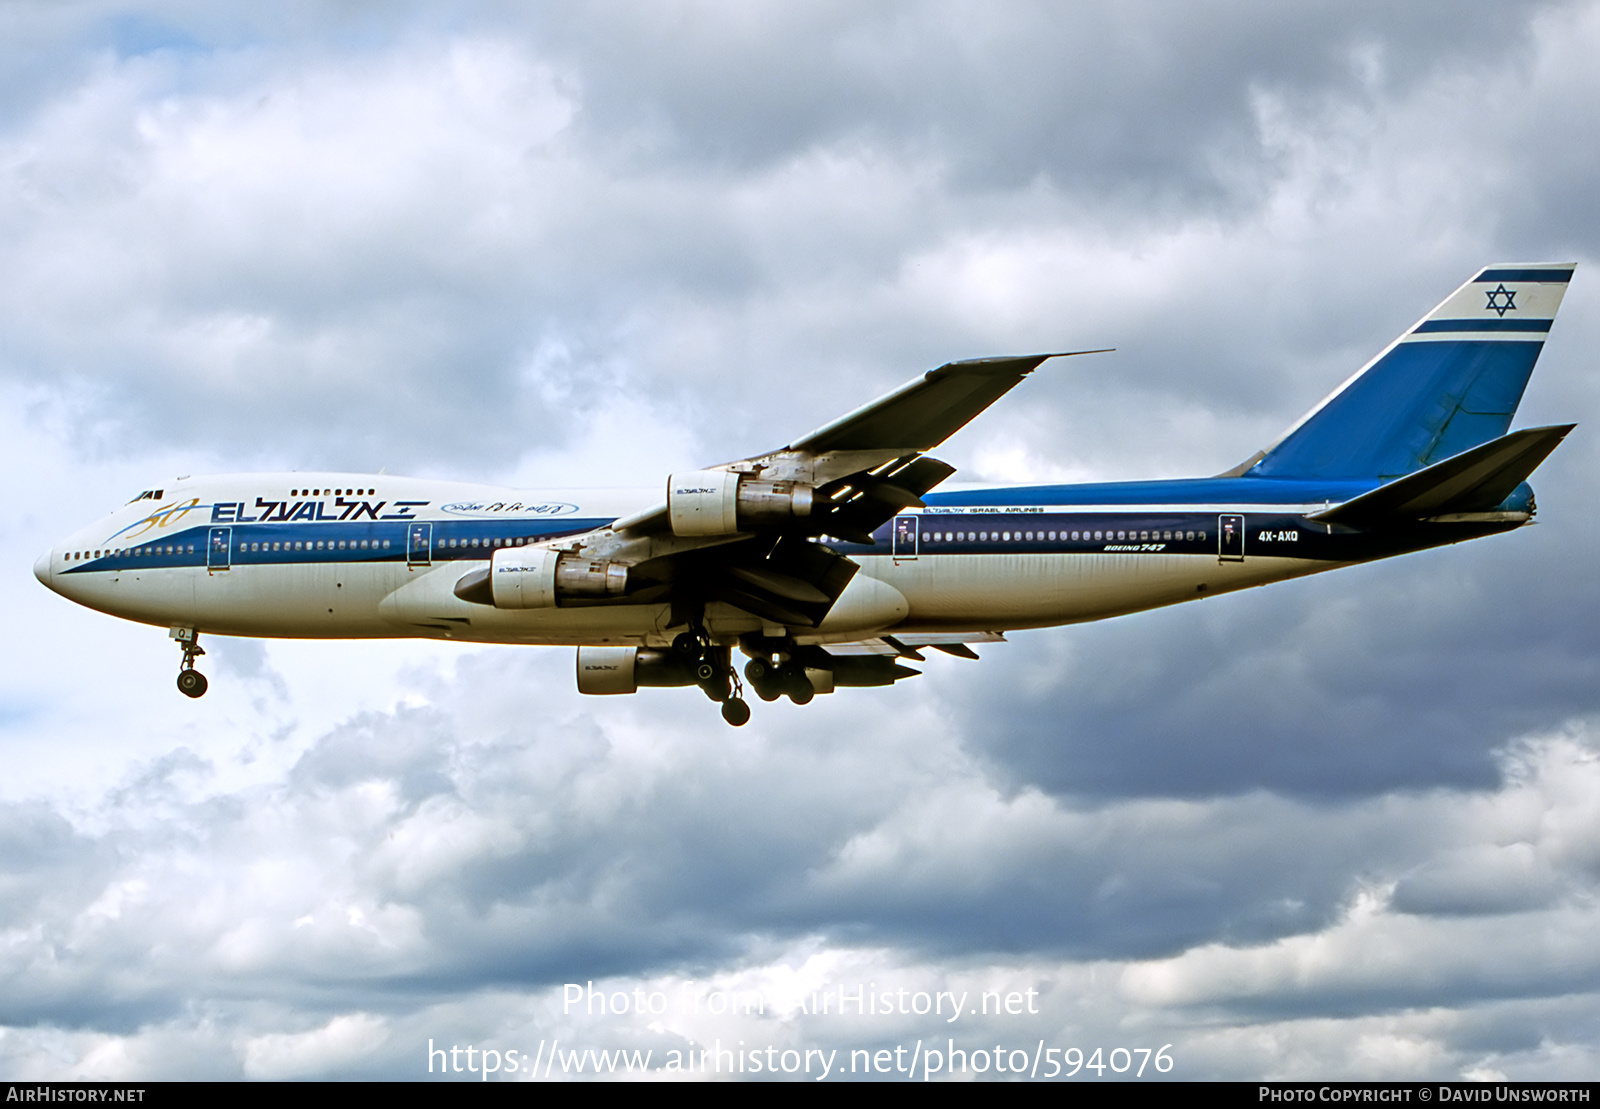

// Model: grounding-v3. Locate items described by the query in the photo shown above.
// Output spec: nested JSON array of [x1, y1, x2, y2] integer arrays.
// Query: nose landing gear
[[169, 627, 208, 698]]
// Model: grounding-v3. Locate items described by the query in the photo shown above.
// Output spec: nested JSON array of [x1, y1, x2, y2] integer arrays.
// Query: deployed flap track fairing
[[34, 267, 1574, 725]]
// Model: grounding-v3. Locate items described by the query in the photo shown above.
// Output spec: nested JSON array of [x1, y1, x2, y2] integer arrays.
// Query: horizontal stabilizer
[[1310, 424, 1574, 527]]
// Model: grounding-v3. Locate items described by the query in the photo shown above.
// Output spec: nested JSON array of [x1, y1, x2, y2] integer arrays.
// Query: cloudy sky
[[4, 0, 1600, 1082]]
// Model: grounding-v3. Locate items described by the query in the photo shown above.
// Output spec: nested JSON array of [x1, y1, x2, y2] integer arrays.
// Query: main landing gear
[[169, 627, 208, 699], [672, 627, 751, 726], [742, 655, 815, 705]]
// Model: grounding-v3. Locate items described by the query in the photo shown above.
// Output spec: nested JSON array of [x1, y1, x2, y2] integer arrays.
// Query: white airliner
[[36, 264, 1576, 725]]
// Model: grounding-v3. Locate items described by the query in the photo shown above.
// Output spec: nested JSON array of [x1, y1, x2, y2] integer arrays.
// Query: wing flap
[[818, 455, 958, 544], [820, 631, 1007, 656]]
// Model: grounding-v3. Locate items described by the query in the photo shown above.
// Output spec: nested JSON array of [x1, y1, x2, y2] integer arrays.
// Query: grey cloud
[[0, 803, 110, 933], [525, 1, 1561, 199], [1390, 842, 1563, 917]]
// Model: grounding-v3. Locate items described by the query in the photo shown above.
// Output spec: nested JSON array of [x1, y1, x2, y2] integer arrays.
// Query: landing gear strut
[[170, 627, 208, 699], [675, 622, 749, 726]]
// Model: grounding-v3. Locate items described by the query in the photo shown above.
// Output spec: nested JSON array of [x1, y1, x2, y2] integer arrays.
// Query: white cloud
[[242, 1013, 389, 1080]]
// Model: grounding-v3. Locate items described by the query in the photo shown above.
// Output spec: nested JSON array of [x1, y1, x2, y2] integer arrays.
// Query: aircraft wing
[[468, 350, 1106, 631], [787, 354, 1078, 455], [748, 349, 1110, 482], [611, 349, 1108, 539]]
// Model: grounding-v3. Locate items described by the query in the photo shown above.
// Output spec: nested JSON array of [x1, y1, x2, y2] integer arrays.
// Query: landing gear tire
[[177, 668, 208, 698], [745, 659, 781, 701], [744, 658, 774, 683], [673, 631, 704, 662], [720, 697, 751, 727], [700, 674, 732, 702], [778, 663, 813, 705]]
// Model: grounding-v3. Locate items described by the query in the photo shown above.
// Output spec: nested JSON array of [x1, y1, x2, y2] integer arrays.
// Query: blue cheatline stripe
[[1414, 319, 1552, 333], [68, 518, 607, 571], [1475, 268, 1573, 283]]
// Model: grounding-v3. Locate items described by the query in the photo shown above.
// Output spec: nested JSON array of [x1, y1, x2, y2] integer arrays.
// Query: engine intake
[[453, 547, 628, 608], [667, 470, 814, 536]]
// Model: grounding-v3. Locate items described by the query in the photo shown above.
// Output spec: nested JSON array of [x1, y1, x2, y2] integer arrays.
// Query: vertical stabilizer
[[1247, 264, 1575, 481]]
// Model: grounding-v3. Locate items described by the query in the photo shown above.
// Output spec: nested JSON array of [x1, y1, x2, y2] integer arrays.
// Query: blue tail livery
[[1245, 263, 1573, 481]]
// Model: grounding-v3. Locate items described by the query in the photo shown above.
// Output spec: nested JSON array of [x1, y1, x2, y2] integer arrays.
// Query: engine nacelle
[[455, 547, 629, 608], [667, 470, 814, 537], [576, 646, 698, 694], [487, 546, 557, 608]]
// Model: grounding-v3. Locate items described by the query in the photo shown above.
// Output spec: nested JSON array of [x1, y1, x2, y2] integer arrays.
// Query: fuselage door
[[207, 527, 231, 572], [407, 522, 433, 567], [1218, 514, 1245, 562], [892, 515, 919, 559]]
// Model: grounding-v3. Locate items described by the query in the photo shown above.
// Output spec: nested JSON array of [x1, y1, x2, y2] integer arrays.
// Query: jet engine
[[453, 547, 628, 608], [667, 470, 814, 536], [576, 646, 699, 694]]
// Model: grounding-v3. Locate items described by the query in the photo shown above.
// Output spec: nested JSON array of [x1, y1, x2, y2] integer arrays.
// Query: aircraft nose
[[34, 548, 54, 589]]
